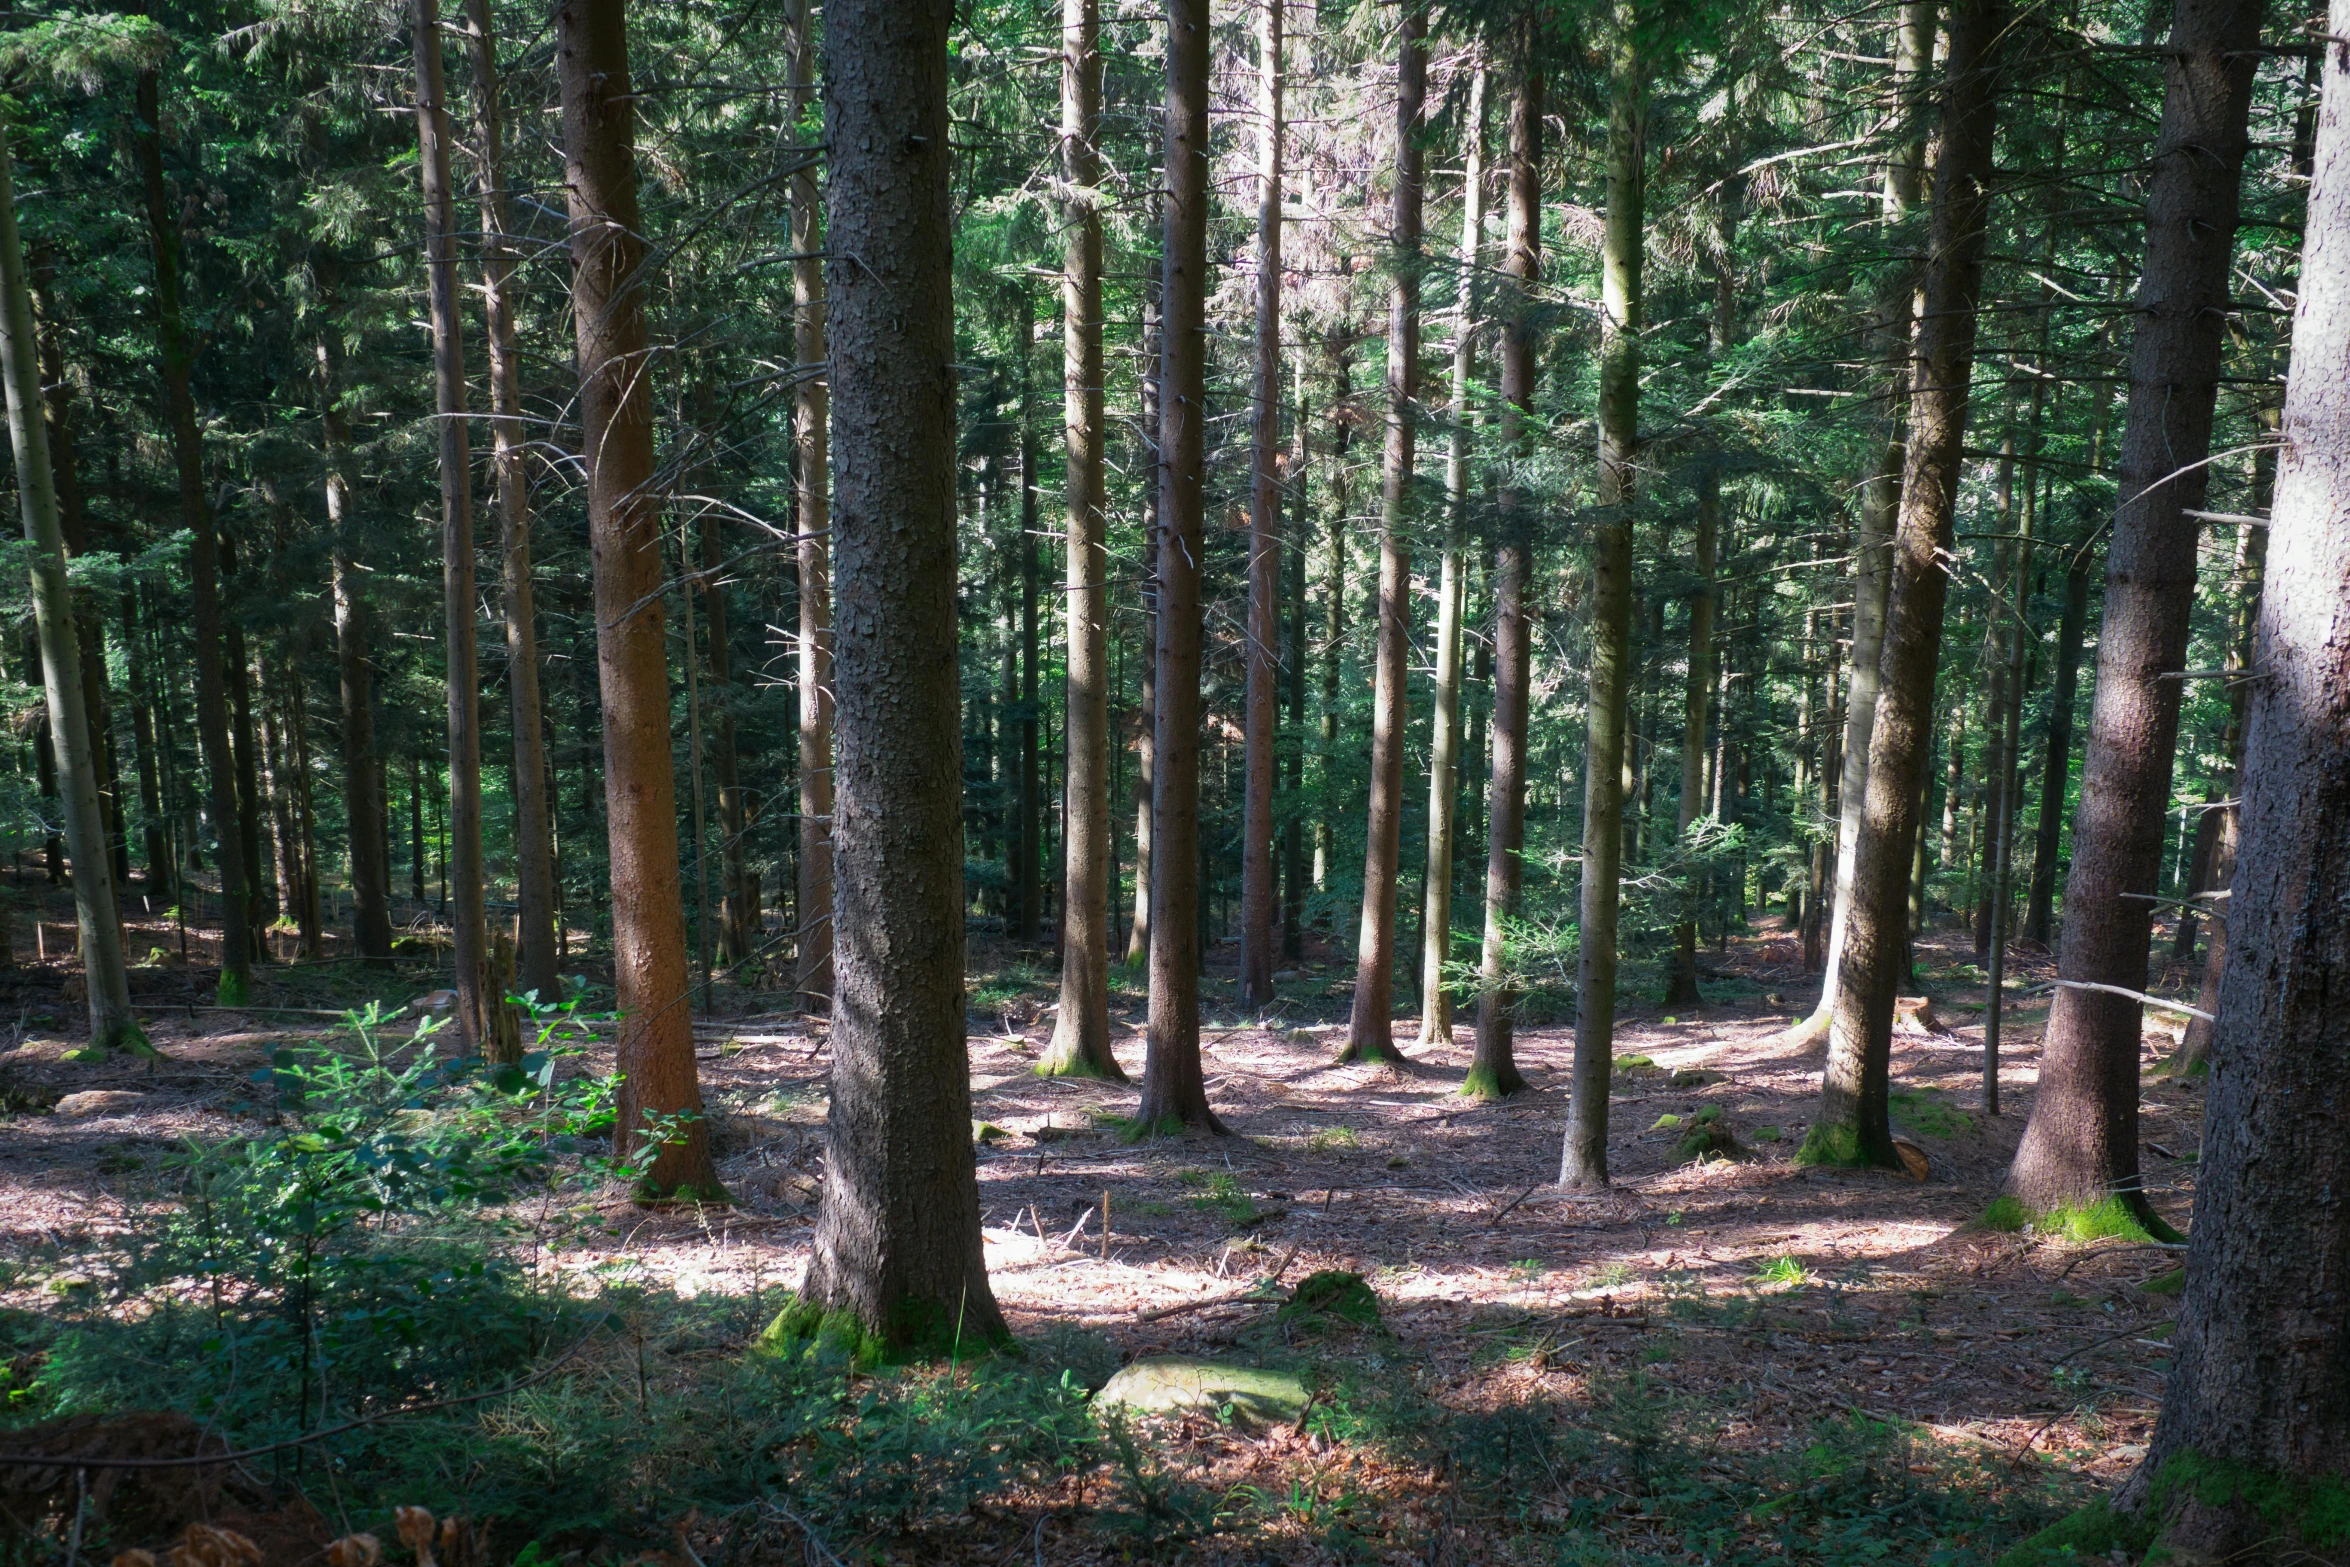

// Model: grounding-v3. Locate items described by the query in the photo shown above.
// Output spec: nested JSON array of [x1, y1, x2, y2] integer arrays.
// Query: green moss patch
[[1980, 1196, 2030, 1233], [1994, 1498, 2153, 1566], [1891, 1088, 1972, 1139], [2155, 1451, 2350, 1551], [1278, 1270, 1381, 1331]]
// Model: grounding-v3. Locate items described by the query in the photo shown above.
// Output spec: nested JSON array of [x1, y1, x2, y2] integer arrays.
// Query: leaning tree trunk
[[0, 124, 140, 1052], [1135, 0, 1224, 1133], [785, 0, 834, 1013], [2009, 0, 2263, 1228], [1419, 60, 1484, 1050], [556, 0, 717, 1196], [464, 0, 560, 1009], [798, 0, 1008, 1354], [1041, 0, 1123, 1080], [133, 65, 250, 1007], [1342, 4, 1424, 1066], [2115, 22, 2350, 1539], [411, 0, 492, 1055], [1805, 0, 2005, 1171], [1561, 12, 1646, 1188], [1466, 31, 1539, 1103], [1238, 0, 1284, 1013]]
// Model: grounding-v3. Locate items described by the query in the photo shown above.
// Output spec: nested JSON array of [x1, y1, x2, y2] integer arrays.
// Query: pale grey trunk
[[1238, 0, 1284, 1011]]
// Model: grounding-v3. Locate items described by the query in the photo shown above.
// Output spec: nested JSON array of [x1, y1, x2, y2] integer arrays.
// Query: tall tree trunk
[[412, 0, 492, 1053], [319, 334, 392, 962], [1806, 0, 2005, 1170], [133, 64, 250, 1006], [1466, 30, 1539, 1103], [1016, 290, 1043, 947], [786, 0, 834, 1014], [690, 384, 754, 971], [121, 591, 172, 905], [2009, 0, 2262, 1225], [1042, 0, 1122, 1079], [797, 0, 1006, 1352], [1238, 0, 1285, 1012], [0, 125, 140, 1051], [2118, 26, 2350, 1534], [1668, 464, 1720, 1008], [1419, 60, 1483, 1049], [556, 0, 716, 1194], [1313, 330, 1351, 900], [1136, 0, 1224, 1132], [1342, 3, 1424, 1065], [1125, 277, 1159, 967], [1282, 353, 1309, 961], [1561, 10, 1645, 1186], [2024, 535, 2091, 945], [464, 0, 559, 1007]]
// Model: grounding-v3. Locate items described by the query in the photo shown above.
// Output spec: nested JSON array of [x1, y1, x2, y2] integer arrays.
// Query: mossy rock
[[972, 1120, 1009, 1144], [1094, 1357, 1308, 1429], [1614, 1054, 1659, 1076], [1279, 1269, 1381, 1330], [1673, 1123, 1746, 1164], [1670, 1068, 1720, 1087]]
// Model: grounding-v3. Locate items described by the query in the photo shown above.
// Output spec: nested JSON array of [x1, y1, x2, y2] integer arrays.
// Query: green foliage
[[1993, 1497, 2154, 1566], [1183, 1171, 1258, 1227], [1751, 1254, 1812, 1288], [1981, 1196, 2031, 1233]]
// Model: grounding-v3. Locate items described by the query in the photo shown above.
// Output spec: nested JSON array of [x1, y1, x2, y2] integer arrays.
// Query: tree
[[788, 0, 835, 1015], [555, 0, 717, 1196], [1420, 59, 1484, 1050], [1562, 4, 1648, 1187], [1041, 0, 1123, 1079], [1135, 0, 1224, 1134], [2009, 0, 2264, 1226], [797, 0, 1007, 1353], [317, 320, 392, 965], [0, 121, 140, 1053], [1238, 0, 1284, 1014], [1467, 24, 1539, 1103], [1803, 0, 2006, 1170], [1666, 462, 1719, 1008], [1341, 2, 1424, 1067], [2111, 19, 2350, 1541]]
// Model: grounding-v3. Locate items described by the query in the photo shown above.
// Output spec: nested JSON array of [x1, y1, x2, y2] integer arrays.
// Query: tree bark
[[1016, 289, 1043, 948], [2009, 0, 2262, 1225], [0, 124, 140, 1051], [1342, 3, 1424, 1066], [1042, 0, 1122, 1079], [1667, 464, 1720, 1008], [1420, 60, 1483, 1050], [1136, 0, 1225, 1133], [556, 0, 717, 1195], [1807, 0, 2005, 1170], [463, 0, 559, 1008], [1313, 330, 1351, 900], [1282, 353, 1309, 961], [799, 0, 1006, 1352], [133, 63, 250, 1006], [411, 0, 492, 1054], [318, 334, 392, 963], [121, 591, 172, 906], [2120, 22, 2350, 1533], [1467, 35, 1538, 1103], [787, 0, 834, 1014], [1125, 279, 1159, 967], [1561, 9, 1645, 1187], [1238, 0, 1284, 1013], [2024, 536, 2091, 945]]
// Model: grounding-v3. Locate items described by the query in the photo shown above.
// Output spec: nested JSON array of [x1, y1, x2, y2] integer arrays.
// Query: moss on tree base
[[1457, 1062, 1527, 1100], [1995, 1498, 2154, 1566], [1795, 1121, 1897, 1169], [757, 1290, 1013, 1370]]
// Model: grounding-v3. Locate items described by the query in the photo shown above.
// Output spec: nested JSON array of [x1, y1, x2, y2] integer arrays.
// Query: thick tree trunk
[[1467, 38, 1538, 1102], [0, 125, 140, 1051], [1561, 13, 1645, 1187], [464, 0, 559, 1008], [1042, 0, 1122, 1080], [557, 0, 717, 1194], [2119, 26, 2350, 1535], [1238, 0, 1284, 1013], [411, 0, 492, 1054], [1806, 0, 2004, 1170], [1136, 0, 1225, 1132], [1125, 280, 1159, 968], [787, 0, 834, 1013], [134, 66, 250, 1006], [2010, 0, 2262, 1225], [1667, 464, 1720, 1008], [1419, 61, 1483, 1049], [1342, 5, 1424, 1066], [799, 0, 1006, 1352]]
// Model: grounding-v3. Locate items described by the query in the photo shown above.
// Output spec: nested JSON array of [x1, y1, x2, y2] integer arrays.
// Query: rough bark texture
[[557, 0, 717, 1196], [788, 0, 835, 1014], [0, 125, 139, 1051], [411, 0, 491, 1055], [1042, 0, 1122, 1080], [1239, 0, 1284, 1013], [1467, 38, 1538, 1103], [1342, 6, 1423, 1066], [1420, 62, 1483, 1050], [464, 0, 560, 1009], [1808, 0, 2004, 1171], [1137, 0, 1224, 1133], [2009, 0, 2262, 1224], [797, 0, 1004, 1350], [1562, 13, 1644, 1188], [2122, 22, 2350, 1538], [134, 65, 251, 1006]]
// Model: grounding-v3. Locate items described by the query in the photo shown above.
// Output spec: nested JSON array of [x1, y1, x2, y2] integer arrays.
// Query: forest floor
[[0, 878, 2211, 1565]]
